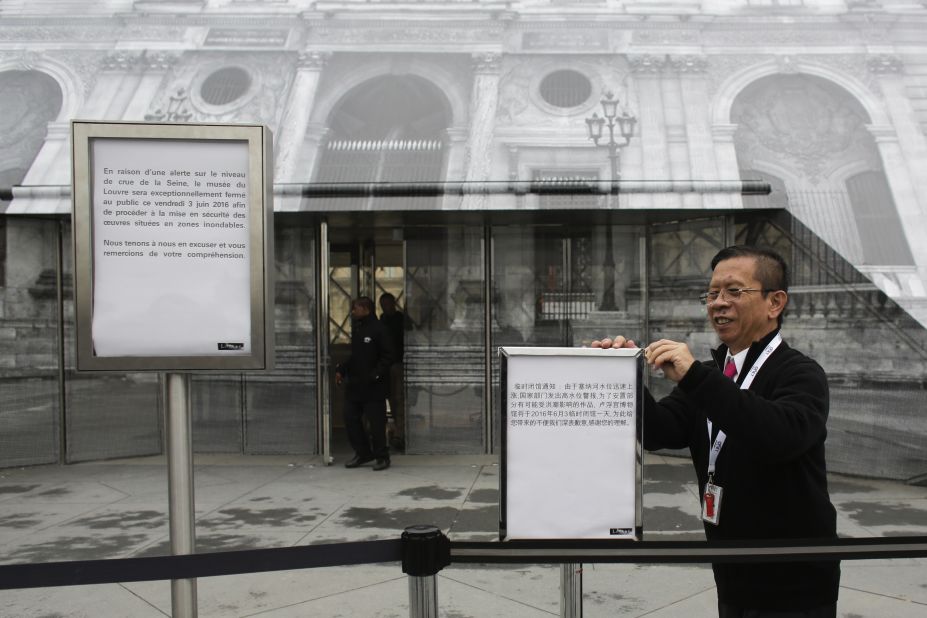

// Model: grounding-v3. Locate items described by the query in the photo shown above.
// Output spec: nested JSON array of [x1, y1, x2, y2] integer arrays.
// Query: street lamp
[[585, 91, 636, 311]]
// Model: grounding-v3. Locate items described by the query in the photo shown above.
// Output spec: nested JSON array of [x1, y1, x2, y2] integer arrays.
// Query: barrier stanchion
[[165, 372, 197, 618], [401, 525, 451, 618], [560, 563, 582, 617]]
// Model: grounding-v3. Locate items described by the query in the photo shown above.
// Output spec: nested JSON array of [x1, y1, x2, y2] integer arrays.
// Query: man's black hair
[[710, 245, 789, 326], [353, 296, 376, 314]]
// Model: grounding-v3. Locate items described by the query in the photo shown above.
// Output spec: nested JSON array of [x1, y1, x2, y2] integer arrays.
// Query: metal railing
[[3, 528, 927, 617]]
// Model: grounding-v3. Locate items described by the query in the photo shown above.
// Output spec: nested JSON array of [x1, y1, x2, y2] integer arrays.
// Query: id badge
[[701, 483, 723, 525]]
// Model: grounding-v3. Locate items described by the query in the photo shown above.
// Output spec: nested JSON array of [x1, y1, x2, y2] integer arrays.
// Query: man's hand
[[644, 339, 695, 383], [335, 372, 344, 386], [591, 335, 638, 349]]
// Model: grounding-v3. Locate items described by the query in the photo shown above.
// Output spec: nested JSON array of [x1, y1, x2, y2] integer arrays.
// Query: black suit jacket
[[644, 329, 839, 610], [337, 315, 395, 403]]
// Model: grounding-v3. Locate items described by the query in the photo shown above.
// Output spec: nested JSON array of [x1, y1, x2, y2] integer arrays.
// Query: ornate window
[[532, 169, 600, 209], [538, 70, 592, 109], [199, 66, 251, 106], [847, 171, 914, 266]]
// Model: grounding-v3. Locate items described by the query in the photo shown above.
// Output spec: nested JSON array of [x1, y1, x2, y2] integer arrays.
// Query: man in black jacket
[[595, 246, 839, 618], [336, 296, 395, 471]]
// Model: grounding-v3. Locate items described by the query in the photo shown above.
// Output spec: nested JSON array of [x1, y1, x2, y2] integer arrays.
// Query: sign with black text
[[500, 347, 643, 541], [71, 121, 274, 371]]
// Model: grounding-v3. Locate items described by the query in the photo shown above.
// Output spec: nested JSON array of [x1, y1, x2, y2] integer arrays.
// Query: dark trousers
[[718, 602, 837, 618], [344, 399, 388, 460]]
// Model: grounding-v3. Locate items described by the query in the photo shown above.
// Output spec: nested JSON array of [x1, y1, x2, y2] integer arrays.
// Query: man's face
[[706, 256, 779, 354], [351, 302, 370, 320], [380, 297, 395, 314]]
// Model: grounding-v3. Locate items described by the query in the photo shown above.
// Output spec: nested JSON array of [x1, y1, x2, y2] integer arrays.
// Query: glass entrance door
[[325, 232, 405, 459]]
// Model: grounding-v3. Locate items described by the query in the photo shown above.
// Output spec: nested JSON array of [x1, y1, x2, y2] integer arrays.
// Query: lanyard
[[706, 333, 783, 479]]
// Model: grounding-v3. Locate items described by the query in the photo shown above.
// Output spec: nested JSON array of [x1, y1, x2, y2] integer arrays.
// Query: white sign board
[[91, 138, 252, 357], [71, 121, 274, 371], [500, 347, 642, 541]]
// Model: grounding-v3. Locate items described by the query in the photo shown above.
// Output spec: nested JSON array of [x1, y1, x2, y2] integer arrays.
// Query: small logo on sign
[[218, 342, 244, 351], [364, 336, 372, 343], [609, 528, 632, 536]]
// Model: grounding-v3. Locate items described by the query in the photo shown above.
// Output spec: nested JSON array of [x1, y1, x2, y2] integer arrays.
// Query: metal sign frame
[[499, 346, 644, 542], [71, 120, 274, 371]]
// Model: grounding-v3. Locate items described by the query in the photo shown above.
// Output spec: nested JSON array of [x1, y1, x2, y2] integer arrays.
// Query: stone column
[[867, 55, 927, 223], [81, 51, 144, 120], [441, 127, 469, 209], [677, 56, 725, 209], [275, 51, 331, 184], [23, 122, 70, 187], [463, 52, 502, 210], [122, 51, 181, 120], [630, 54, 670, 209], [626, 55, 663, 209], [662, 57, 692, 209], [711, 123, 743, 210]]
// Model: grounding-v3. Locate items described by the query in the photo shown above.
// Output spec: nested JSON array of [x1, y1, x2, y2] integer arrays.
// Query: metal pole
[[560, 563, 583, 618], [483, 222, 494, 454], [165, 372, 197, 618], [55, 220, 67, 464], [401, 525, 450, 618], [408, 573, 439, 618], [318, 218, 332, 465]]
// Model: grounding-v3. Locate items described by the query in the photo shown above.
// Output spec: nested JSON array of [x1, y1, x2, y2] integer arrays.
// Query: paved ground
[[1, 452, 926, 617]]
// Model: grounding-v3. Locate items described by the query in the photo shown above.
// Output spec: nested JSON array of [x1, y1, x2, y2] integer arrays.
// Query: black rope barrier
[[0, 539, 401, 591], [451, 536, 927, 565], [4, 534, 927, 591]]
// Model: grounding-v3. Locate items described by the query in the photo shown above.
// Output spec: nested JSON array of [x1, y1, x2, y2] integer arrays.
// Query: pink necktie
[[723, 358, 737, 380]]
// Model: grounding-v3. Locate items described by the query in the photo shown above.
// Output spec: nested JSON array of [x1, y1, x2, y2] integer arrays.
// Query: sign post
[[71, 121, 274, 617], [165, 372, 196, 617]]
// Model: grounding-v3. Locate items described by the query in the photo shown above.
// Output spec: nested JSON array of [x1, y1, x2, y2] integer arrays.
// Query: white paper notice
[[505, 351, 638, 539], [91, 138, 252, 357]]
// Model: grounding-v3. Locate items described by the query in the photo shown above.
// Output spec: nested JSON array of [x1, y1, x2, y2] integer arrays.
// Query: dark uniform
[[337, 312, 395, 466]]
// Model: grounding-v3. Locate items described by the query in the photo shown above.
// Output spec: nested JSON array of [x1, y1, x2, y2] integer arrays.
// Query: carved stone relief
[[628, 54, 668, 74], [732, 75, 873, 180], [496, 59, 533, 125], [310, 24, 501, 45], [101, 50, 144, 72], [867, 54, 904, 75], [497, 56, 631, 127], [149, 52, 294, 126], [297, 51, 332, 70], [705, 54, 766, 97]]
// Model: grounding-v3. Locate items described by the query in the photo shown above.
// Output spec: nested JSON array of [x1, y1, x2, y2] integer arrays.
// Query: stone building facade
[[1, 0, 926, 480]]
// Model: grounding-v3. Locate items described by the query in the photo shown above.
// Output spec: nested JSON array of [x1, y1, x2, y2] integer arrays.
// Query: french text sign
[[71, 121, 274, 370]]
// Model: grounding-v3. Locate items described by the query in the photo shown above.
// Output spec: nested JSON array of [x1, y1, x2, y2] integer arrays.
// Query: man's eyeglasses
[[698, 287, 773, 305]]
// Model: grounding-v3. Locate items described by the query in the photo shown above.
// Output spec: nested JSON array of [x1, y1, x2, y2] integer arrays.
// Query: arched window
[[846, 171, 914, 266], [316, 75, 451, 209], [0, 70, 62, 284]]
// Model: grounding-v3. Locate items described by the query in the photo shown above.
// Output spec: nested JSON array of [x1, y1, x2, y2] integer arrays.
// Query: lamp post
[[585, 91, 636, 311]]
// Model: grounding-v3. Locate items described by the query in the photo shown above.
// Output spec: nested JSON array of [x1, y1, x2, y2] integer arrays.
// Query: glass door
[[325, 232, 406, 459]]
